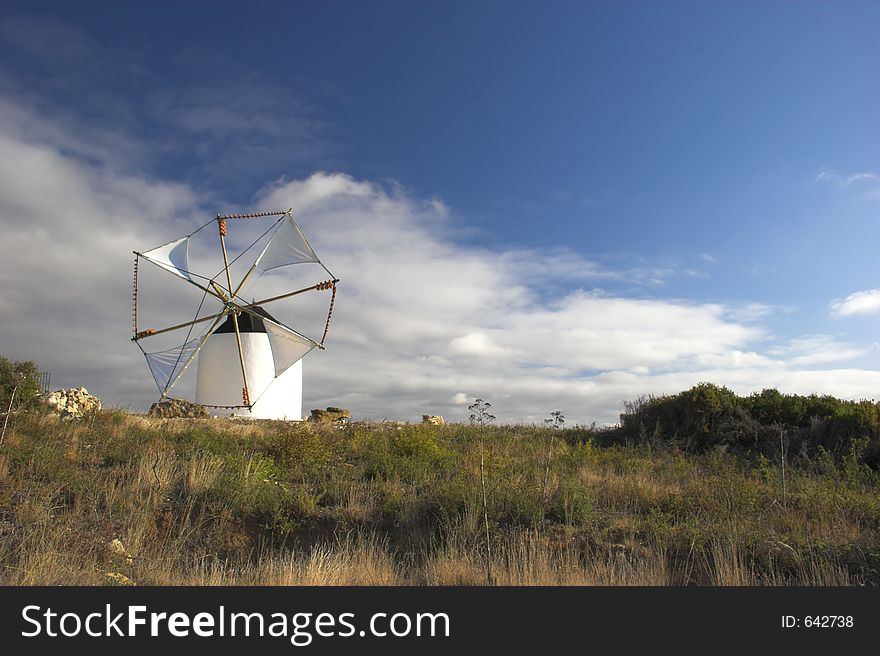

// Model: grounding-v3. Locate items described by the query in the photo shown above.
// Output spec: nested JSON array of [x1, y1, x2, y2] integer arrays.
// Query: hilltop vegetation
[[0, 356, 41, 413], [1, 380, 878, 585], [620, 382, 880, 466]]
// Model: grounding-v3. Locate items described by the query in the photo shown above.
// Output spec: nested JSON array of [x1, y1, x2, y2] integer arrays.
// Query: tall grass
[[0, 410, 876, 585]]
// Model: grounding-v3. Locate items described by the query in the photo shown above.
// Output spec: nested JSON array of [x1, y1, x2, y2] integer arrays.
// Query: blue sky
[[0, 1, 878, 422]]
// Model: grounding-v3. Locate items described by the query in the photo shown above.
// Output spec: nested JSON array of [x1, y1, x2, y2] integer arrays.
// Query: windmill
[[131, 209, 338, 419]]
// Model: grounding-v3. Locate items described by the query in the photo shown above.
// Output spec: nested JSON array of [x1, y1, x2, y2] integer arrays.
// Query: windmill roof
[[214, 305, 277, 334]]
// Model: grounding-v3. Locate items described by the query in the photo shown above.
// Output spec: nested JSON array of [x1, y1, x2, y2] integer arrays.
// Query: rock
[[108, 538, 133, 564], [148, 398, 210, 419], [422, 415, 446, 426], [44, 387, 101, 419], [105, 571, 135, 586], [309, 407, 351, 424]]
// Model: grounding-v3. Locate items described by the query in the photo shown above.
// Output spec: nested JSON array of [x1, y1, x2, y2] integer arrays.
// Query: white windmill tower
[[131, 209, 338, 419], [195, 305, 306, 419]]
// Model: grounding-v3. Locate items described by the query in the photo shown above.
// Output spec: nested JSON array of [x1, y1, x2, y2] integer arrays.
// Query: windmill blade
[[234, 212, 332, 302], [161, 310, 229, 397], [143, 339, 203, 393], [244, 278, 338, 309], [140, 307, 224, 393], [263, 318, 317, 377], [254, 212, 321, 272], [138, 250, 228, 304], [132, 311, 227, 341], [140, 237, 194, 281], [236, 305, 318, 377]]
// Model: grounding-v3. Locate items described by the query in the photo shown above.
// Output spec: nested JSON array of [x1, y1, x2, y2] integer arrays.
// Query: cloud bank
[[1, 92, 879, 424]]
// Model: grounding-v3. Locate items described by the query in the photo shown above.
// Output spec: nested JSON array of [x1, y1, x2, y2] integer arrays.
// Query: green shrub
[[550, 479, 594, 526], [214, 452, 288, 517], [493, 481, 543, 528], [620, 383, 880, 467], [361, 425, 453, 484], [0, 356, 41, 411], [267, 423, 337, 478], [423, 475, 478, 521], [842, 437, 874, 485], [621, 383, 739, 439]]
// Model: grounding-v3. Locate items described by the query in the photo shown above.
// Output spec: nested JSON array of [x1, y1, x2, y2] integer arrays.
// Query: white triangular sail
[[142, 237, 193, 281], [254, 214, 320, 273], [263, 317, 316, 377], [144, 338, 201, 392]]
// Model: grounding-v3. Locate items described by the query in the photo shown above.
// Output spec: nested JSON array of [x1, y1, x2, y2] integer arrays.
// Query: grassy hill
[[1, 392, 878, 585]]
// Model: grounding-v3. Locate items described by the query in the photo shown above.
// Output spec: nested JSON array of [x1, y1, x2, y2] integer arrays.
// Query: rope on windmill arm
[[320, 281, 337, 346], [216, 210, 289, 220], [159, 396, 253, 411], [132, 253, 139, 337], [199, 402, 252, 409]]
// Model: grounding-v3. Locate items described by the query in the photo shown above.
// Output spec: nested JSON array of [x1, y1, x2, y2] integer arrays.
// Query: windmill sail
[[262, 317, 317, 377], [254, 214, 320, 273], [141, 237, 193, 281], [233, 213, 325, 302], [143, 337, 202, 392]]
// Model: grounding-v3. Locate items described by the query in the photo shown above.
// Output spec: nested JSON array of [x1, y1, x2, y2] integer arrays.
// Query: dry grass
[[0, 410, 876, 586], [424, 530, 671, 585]]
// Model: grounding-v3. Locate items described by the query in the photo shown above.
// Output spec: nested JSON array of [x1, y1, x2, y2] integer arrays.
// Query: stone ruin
[[309, 407, 351, 424], [422, 415, 446, 426], [148, 398, 210, 419], [45, 387, 102, 419]]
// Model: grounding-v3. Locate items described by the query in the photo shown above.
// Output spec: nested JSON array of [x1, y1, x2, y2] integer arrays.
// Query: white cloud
[[766, 335, 867, 366], [724, 303, 779, 322], [816, 170, 880, 186], [2, 92, 880, 426], [831, 289, 880, 317], [816, 169, 880, 203], [448, 332, 511, 358]]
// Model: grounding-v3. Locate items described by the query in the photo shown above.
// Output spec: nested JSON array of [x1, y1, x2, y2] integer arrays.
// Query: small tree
[[542, 410, 564, 505], [0, 357, 40, 408], [0, 357, 41, 446], [469, 398, 495, 585]]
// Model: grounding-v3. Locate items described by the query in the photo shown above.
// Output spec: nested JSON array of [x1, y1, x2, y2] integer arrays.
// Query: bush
[[620, 383, 880, 466], [621, 382, 739, 438], [361, 425, 453, 484], [0, 356, 41, 411]]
